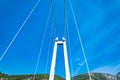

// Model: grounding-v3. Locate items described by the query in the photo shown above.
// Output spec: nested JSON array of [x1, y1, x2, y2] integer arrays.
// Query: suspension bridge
[[0, 0, 92, 80]]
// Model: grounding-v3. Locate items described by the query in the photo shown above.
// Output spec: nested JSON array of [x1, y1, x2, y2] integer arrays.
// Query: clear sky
[[0, 0, 120, 78]]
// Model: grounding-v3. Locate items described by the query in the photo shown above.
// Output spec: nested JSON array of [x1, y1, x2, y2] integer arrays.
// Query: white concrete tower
[[49, 37, 71, 80]]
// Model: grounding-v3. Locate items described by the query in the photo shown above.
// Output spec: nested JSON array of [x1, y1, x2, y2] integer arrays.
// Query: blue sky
[[0, 0, 120, 78]]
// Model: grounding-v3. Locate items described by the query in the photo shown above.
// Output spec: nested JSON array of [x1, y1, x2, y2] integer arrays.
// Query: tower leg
[[49, 38, 58, 80], [63, 37, 71, 80]]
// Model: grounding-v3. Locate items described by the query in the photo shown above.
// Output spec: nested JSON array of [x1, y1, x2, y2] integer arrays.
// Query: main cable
[[0, 0, 41, 61], [65, 1, 74, 77], [51, 0, 56, 38], [66, 15, 74, 77], [64, 0, 67, 38], [43, 18, 54, 79], [68, 0, 92, 80], [33, 7, 52, 80]]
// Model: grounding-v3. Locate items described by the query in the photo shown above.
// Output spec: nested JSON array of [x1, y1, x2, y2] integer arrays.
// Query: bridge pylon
[[49, 37, 71, 80]]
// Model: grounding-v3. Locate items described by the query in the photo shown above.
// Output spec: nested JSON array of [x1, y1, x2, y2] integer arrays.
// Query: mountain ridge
[[0, 72, 120, 80], [72, 72, 120, 80]]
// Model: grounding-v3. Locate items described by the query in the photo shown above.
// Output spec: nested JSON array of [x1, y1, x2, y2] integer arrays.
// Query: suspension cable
[[66, 15, 74, 77], [64, 0, 67, 38], [44, 19, 54, 79], [68, 0, 92, 80], [0, 0, 41, 61], [65, 1, 74, 77], [33, 7, 52, 80], [51, 0, 56, 38]]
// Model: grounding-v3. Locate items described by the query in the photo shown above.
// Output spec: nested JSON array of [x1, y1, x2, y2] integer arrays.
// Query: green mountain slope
[[1, 72, 120, 80], [0, 72, 8, 78], [72, 73, 119, 80], [0, 72, 64, 80], [72, 73, 108, 80], [117, 72, 120, 80]]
